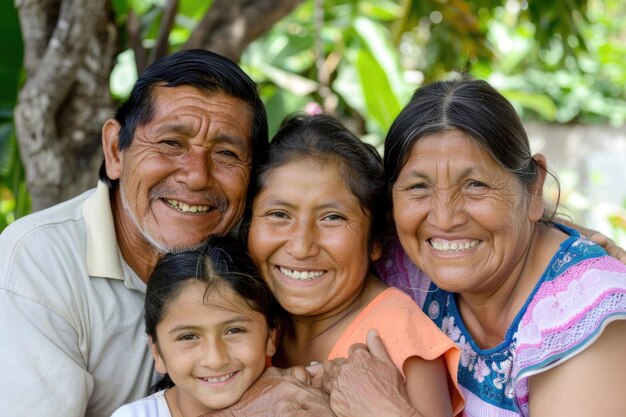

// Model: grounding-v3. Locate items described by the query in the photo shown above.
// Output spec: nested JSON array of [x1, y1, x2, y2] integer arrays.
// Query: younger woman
[[245, 114, 464, 416], [111, 236, 280, 417]]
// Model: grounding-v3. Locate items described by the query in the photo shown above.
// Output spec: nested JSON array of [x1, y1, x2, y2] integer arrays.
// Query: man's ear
[[149, 336, 168, 375], [529, 153, 547, 222], [102, 119, 123, 181]]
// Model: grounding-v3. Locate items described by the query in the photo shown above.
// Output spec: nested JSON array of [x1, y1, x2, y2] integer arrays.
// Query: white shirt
[[0, 182, 156, 417], [111, 390, 171, 417]]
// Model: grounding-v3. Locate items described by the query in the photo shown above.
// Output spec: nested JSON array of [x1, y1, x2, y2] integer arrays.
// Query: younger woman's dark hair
[[241, 113, 387, 251], [145, 235, 281, 392], [384, 76, 559, 221]]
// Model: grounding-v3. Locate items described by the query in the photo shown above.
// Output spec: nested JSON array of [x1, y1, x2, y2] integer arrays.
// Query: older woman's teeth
[[279, 267, 323, 280], [431, 240, 479, 252], [165, 199, 210, 213]]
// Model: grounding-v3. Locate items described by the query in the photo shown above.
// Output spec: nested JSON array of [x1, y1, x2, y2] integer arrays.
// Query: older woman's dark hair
[[384, 76, 558, 221], [242, 113, 387, 249], [145, 235, 281, 391], [99, 49, 268, 187]]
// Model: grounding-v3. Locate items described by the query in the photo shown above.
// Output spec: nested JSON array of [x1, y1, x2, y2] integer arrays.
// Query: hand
[[556, 218, 626, 263], [321, 329, 421, 417], [203, 366, 334, 417]]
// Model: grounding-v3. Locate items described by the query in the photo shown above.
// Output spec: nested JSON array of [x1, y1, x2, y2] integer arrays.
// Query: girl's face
[[391, 130, 543, 296], [150, 280, 276, 416], [247, 158, 380, 318]]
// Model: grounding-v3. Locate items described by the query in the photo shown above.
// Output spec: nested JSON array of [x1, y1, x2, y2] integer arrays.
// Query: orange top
[[327, 287, 464, 415]]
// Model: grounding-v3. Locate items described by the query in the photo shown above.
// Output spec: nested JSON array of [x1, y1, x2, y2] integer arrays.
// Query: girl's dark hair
[[384, 76, 558, 221], [99, 49, 268, 188], [241, 113, 387, 251], [145, 235, 280, 391]]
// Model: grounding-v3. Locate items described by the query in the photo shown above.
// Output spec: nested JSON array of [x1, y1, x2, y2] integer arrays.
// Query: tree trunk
[[13, 0, 118, 211], [14, 0, 304, 211]]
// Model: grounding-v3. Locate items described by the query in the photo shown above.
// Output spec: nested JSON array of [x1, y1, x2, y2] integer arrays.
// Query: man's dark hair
[[99, 49, 268, 187]]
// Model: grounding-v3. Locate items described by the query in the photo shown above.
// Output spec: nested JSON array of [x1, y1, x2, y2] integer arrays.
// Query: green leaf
[[352, 16, 410, 103], [502, 89, 558, 121], [262, 87, 311, 138], [256, 63, 318, 96], [357, 0, 404, 21], [178, 0, 212, 20], [355, 49, 402, 134]]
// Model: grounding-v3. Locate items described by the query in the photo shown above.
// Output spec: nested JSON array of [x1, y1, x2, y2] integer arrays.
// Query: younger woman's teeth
[[430, 240, 479, 252], [279, 267, 323, 280]]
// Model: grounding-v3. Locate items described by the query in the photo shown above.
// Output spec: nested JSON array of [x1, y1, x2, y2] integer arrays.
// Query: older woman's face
[[248, 158, 377, 317], [391, 130, 537, 295]]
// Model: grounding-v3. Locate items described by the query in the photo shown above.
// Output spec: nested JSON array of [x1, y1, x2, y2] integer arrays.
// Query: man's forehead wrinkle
[[150, 117, 202, 137]]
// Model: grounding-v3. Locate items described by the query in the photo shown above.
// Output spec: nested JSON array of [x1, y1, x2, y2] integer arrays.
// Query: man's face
[[110, 85, 254, 253]]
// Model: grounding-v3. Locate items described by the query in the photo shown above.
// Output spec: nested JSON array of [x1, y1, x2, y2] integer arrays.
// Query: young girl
[[244, 114, 464, 416], [111, 236, 280, 417]]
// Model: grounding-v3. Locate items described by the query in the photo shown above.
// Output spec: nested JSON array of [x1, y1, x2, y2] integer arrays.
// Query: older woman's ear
[[529, 154, 548, 222]]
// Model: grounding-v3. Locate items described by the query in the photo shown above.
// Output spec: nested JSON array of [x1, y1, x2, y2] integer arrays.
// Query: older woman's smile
[[428, 238, 480, 252]]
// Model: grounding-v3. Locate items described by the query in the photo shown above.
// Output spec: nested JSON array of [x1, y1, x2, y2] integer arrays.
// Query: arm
[[529, 320, 626, 416], [404, 355, 453, 417], [320, 330, 422, 417]]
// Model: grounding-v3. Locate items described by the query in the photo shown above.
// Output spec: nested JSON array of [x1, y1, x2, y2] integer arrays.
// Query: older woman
[[322, 78, 626, 417]]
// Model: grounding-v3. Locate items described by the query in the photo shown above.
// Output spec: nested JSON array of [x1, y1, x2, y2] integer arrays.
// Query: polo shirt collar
[[83, 181, 125, 280]]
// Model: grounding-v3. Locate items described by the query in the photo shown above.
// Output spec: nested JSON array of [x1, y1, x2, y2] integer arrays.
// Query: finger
[[320, 360, 342, 394], [347, 342, 368, 356], [606, 243, 626, 265], [588, 230, 609, 246], [306, 362, 323, 378], [366, 328, 394, 364], [291, 366, 312, 385]]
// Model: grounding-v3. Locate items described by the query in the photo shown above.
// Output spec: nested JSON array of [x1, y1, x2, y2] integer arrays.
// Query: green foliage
[[0, 0, 29, 230], [471, 0, 626, 125], [5, 0, 626, 240], [0, 115, 30, 231]]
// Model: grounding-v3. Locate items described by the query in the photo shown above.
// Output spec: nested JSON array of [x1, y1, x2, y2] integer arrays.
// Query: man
[[0, 49, 328, 417]]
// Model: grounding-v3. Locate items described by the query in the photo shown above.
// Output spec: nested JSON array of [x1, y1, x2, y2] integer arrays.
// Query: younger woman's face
[[150, 280, 276, 416], [247, 158, 380, 319]]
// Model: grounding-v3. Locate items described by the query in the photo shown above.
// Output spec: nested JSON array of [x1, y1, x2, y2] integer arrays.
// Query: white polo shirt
[[0, 181, 156, 417]]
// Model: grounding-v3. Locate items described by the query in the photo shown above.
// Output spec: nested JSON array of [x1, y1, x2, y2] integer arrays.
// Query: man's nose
[[176, 149, 214, 190]]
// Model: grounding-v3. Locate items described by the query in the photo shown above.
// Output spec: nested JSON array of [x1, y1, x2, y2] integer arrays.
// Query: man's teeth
[[430, 240, 479, 252], [165, 199, 210, 213], [202, 372, 235, 383], [279, 266, 323, 280]]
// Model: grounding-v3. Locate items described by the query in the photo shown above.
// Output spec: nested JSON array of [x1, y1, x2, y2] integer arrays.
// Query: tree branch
[[127, 9, 148, 75], [148, 0, 179, 66], [184, 0, 305, 62]]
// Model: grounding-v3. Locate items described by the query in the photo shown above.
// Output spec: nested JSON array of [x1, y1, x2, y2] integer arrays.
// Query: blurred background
[[1, 0, 625, 244]]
